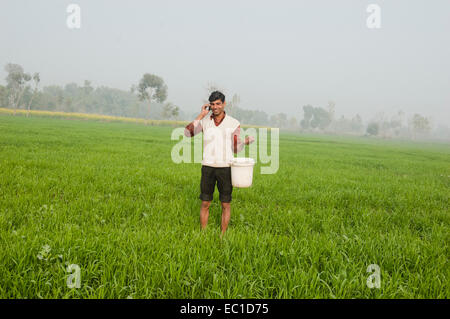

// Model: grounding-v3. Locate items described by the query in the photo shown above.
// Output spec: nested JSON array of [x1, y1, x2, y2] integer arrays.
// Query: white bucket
[[231, 157, 255, 188]]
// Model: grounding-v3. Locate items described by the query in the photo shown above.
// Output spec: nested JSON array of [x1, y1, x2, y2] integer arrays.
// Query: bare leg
[[200, 200, 211, 230], [221, 202, 231, 236]]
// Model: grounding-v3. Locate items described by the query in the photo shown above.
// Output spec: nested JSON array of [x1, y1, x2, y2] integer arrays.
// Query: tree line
[[0, 63, 436, 140], [0, 63, 184, 121]]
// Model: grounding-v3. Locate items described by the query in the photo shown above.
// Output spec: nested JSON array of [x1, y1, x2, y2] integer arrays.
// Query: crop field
[[0, 114, 448, 298]]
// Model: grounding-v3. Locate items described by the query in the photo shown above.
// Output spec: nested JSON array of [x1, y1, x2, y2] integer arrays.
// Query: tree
[[202, 82, 224, 105], [389, 111, 404, 137], [300, 105, 314, 129], [0, 85, 7, 107], [327, 100, 336, 122], [228, 93, 240, 114], [310, 107, 331, 130], [351, 114, 363, 133], [288, 116, 298, 130], [411, 113, 431, 139], [270, 113, 288, 128], [137, 73, 168, 122], [366, 122, 379, 136], [171, 105, 180, 120], [251, 110, 269, 126], [335, 115, 352, 133], [26, 73, 40, 117], [161, 102, 180, 120], [204, 82, 222, 97], [300, 105, 331, 131], [83, 80, 94, 95], [4, 63, 32, 115]]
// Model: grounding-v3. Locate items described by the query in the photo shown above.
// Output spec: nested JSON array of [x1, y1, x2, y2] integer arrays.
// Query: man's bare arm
[[232, 125, 255, 153], [184, 119, 203, 137], [184, 103, 211, 137]]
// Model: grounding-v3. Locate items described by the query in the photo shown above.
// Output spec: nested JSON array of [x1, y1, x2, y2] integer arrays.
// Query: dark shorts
[[199, 165, 233, 203]]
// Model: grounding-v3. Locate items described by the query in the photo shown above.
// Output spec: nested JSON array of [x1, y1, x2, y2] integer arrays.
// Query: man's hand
[[194, 103, 211, 122], [199, 103, 211, 119], [244, 136, 255, 145]]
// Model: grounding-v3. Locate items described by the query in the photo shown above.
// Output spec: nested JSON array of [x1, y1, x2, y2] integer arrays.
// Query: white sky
[[1, 0, 449, 125]]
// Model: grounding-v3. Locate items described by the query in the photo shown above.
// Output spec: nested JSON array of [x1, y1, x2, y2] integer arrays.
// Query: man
[[184, 91, 255, 236]]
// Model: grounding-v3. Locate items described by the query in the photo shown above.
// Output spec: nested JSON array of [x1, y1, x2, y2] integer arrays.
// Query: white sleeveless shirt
[[201, 113, 240, 167]]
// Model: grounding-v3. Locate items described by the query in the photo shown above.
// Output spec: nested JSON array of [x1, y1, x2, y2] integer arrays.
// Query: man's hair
[[208, 91, 225, 103]]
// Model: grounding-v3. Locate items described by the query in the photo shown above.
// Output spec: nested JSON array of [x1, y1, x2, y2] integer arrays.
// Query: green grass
[[0, 114, 448, 298]]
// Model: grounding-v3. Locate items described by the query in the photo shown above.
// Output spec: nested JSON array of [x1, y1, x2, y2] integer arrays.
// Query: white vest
[[201, 113, 240, 167]]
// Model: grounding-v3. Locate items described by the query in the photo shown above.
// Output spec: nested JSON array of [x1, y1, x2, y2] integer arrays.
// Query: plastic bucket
[[231, 157, 255, 188]]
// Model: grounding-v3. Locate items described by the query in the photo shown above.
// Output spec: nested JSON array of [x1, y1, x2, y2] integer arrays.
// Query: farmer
[[184, 91, 255, 236]]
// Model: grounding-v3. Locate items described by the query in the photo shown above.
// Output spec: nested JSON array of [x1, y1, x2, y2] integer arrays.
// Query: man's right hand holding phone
[[193, 103, 211, 126], [198, 103, 211, 119]]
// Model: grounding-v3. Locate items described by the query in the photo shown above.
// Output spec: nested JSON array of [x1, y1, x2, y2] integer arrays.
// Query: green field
[[0, 114, 448, 298]]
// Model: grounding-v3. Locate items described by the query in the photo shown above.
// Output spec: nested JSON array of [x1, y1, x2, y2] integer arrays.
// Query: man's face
[[210, 99, 226, 117]]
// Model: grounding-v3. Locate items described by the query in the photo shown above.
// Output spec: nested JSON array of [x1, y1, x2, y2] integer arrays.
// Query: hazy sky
[[1, 0, 449, 125]]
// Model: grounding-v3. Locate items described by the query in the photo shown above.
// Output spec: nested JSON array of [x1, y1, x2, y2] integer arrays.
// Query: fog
[[1, 0, 449, 128]]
